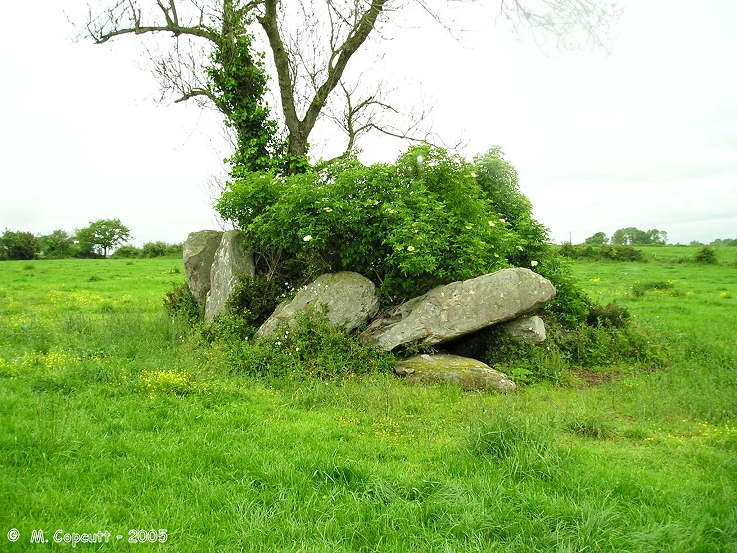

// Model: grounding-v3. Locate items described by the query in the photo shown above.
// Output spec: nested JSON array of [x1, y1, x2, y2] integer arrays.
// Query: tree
[[76, 219, 132, 257], [584, 231, 607, 245], [84, 1, 619, 172], [39, 229, 76, 258], [0, 230, 40, 260], [610, 227, 666, 245]]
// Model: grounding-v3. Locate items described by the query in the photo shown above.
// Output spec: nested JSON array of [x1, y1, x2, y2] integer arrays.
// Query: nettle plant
[[216, 145, 588, 323]]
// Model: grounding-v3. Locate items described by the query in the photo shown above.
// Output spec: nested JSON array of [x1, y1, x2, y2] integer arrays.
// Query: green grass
[[1, 256, 736, 551], [637, 244, 737, 264]]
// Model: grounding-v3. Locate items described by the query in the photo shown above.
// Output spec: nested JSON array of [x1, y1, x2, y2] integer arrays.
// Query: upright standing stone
[[358, 268, 556, 351], [183, 230, 223, 305], [205, 231, 255, 322]]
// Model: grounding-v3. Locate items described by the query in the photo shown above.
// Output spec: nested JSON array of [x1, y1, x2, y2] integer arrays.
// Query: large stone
[[395, 354, 516, 393], [254, 272, 380, 340], [183, 230, 223, 305], [358, 268, 555, 351], [500, 315, 547, 344], [205, 231, 255, 323]]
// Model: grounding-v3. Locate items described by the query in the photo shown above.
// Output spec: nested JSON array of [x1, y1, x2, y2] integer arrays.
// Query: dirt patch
[[572, 368, 620, 387]]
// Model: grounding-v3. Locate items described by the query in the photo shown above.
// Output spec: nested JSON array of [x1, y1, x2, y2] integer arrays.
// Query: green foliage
[[0, 230, 40, 260], [112, 245, 141, 258], [694, 245, 717, 264], [39, 229, 75, 258], [476, 315, 662, 384], [584, 231, 608, 245], [76, 219, 131, 257], [163, 282, 200, 323], [558, 243, 645, 262], [710, 237, 737, 247], [222, 312, 395, 380], [217, 146, 584, 321], [586, 302, 631, 327], [203, 275, 287, 341], [207, 33, 295, 174], [611, 227, 667, 245], [141, 241, 168, 257]]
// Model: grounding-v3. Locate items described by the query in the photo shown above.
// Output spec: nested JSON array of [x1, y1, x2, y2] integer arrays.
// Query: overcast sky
[[1, 0, 735, 246]]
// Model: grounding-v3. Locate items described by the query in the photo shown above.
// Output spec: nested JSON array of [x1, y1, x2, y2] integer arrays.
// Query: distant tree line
[[583, 227, 668, 246], [582, 229, 737, 247], [690, 238, 737, 247], [0, 219, 183, 260]]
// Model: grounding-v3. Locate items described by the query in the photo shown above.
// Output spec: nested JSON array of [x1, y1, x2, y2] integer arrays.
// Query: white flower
[[465, 224, 473, 230], [487, 220, 495, 227], [323, 207, 333, 212], [407, 245, 416, 252], [470, 172, 477, 178], [493, 253, 500, 258], [516, 245, 523, 251], [303, 235, 313, 242], [499, 218, 506, 223], [386, 208, 396, 214], [417, 155, 424, 163], [531, 260, 539, 267]]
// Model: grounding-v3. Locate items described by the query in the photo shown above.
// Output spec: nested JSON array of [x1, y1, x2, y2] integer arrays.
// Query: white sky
[[1, 0, 735, 246]]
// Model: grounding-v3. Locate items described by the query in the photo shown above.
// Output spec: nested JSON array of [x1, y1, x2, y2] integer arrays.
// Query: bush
[[203, 275, 287, 341], [165, 243, 184, 256], [586, 302, 631, 327], [217, 145, 590, 325], [163, 283, 200, 323], [472, 316, 662, 384], [141, 241, 169, 257], [1, 230, 40, 260], [694, 246, 717, 264], [39, 230, 75, 258], [557, 243, 644, 262], [631, 280, 674, 297], [112, 245, 141, 258], [222, 312, 396, 380]]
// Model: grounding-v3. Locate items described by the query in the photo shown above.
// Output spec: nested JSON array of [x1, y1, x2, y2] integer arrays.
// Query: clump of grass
[[565, 413, 615, 439], [694, 245, 717, 264], [631, 280, 674, 297], [87, 275, 102, 282], [468, 411, 568, 480], [166, 267, 181, 274], [23, 264, 35, 270]]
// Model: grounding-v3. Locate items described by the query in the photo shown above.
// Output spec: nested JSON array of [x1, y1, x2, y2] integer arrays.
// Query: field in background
[[1, 255, 736, 551], [636, 244, 736, 264]]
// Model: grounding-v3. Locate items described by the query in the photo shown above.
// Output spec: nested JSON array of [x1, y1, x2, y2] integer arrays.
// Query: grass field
[[1, 253, 736, 551]]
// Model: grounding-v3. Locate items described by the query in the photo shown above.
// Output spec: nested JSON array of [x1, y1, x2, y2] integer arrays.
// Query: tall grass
[[0, 256, 736, 551]]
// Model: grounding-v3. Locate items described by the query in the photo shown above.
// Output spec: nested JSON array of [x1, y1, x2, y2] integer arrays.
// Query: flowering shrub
[[217, 145, 584, 318]]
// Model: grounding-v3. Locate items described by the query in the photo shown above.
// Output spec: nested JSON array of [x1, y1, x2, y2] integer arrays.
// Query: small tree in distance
[[584, 232, 608, 245], [76, 219, 132, 257]]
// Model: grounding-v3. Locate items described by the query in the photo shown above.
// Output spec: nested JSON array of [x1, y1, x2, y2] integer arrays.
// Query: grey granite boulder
[[500, 315, 547, 344], [204, 231, 255, 323], [183, 230, 223, 305], [395, 354, 516, 393], [254, 272, 379, 340], [358, 268, 555, 351]]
